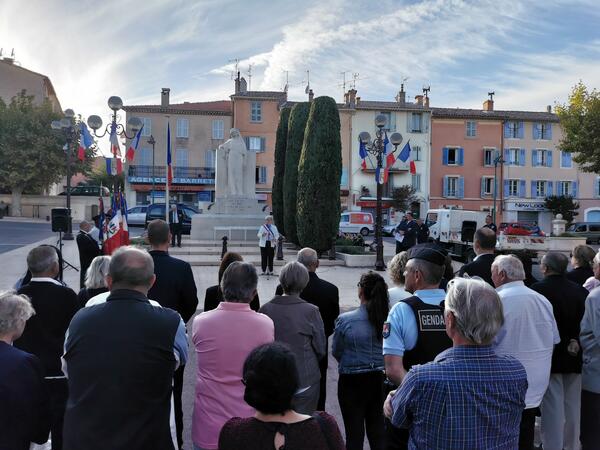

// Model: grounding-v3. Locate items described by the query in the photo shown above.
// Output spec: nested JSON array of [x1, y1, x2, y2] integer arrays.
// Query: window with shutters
[[256, 166, 267, 184], [483, 148, 496, 167], [466, 121, 477, 137], [212, 120, 224, 139], [205, 149, 215, 168], [251, 101, 262, 122], [410, 113, 423, 132], [508, 179, 519, 197], [535, 181, 547, 198], [535, 149, 552, 167], [539, 123, 552, 140], [446, 177, 459, 197], [508, 148, 521, 165], [380, 112, 392, 131], [412, 146, 421, 161], [248, 136, 263, 152], [559, 181, 572, 197], [176, 119, 189, 138], [505, 121, 521, 139], [140, 117, 152, 136], [560, 151, 572, 168], [482, 177, 494, 196], [447, 147, 458, 165], [411, 174, 421, 192]]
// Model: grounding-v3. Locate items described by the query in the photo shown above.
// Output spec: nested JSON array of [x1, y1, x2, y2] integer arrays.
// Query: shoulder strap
[[312, 413, 333, 450]]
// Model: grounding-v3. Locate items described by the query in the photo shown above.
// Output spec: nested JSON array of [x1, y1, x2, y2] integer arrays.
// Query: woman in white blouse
[[258, 216, 279, 275]]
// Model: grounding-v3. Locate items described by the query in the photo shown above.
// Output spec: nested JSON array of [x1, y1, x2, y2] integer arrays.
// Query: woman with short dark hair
[[332, 271, 389, 450], [204, 252, 260, 311], [218, 342, 344, 450], [567, 245, 596, 286]]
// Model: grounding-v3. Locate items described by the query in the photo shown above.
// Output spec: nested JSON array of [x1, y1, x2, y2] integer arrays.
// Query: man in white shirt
[[492, 254, 560, 450]]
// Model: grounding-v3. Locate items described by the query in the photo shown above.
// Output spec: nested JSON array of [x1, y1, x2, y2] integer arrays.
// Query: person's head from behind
[[388, 251, 409, 286], [243, 342, 299, 415], [541, 252, 568, 277], [358, 271, 389, 340], [593, 252, 600, 281], [485, 215, 493, 225], [27, 245, 59, 278], [79, 220, 92, 233], [404, 247, 445, 293], [571, 245, 596, 270], [297, 247, 319, 272], [279, 261, 309, 296], [416, 218, 423, 225], [491, 254, 525, 288], [147, 219, 171, 249], [473, 227, 496, 255], [511, 252, 534, 281], [218, 252, 244, 284], [0, 291, 35, 343], [405, 212, 413, 221], [107, 246, 155, 294], [444, 278, 504, 345], [85, 255, 111, 289], [221, 261, 258, 303]]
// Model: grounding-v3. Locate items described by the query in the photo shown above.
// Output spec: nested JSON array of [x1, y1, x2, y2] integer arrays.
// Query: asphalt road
[[0, 220, 56, 254]]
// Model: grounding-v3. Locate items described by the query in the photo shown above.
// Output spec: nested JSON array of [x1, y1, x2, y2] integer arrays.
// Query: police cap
[[407, 244, 448, 266]]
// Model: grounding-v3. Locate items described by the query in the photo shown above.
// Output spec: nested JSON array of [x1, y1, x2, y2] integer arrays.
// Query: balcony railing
[[128, 165, 215, 185]]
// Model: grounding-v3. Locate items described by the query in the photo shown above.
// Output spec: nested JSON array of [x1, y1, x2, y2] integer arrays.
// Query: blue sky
[[1, 0, 600, 154]]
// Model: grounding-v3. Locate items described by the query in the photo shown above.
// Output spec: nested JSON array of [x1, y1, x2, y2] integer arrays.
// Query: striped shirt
[[391, 345, 527, 450]]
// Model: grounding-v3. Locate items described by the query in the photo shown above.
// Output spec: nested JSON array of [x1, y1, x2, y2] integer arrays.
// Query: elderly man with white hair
[[492, 254, 559, 450], [384, 278, 528, 449]]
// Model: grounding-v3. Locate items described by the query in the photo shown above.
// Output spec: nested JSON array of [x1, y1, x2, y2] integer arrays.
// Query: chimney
[[547, 105, 552, 113], [234, 71, 241, 94], [308, 89, 314, 102], [356, 96, 361, 105], [161, 88, 170, 107], [424, 96, 430, 108], [347, 89, 357, 108], [415, 95, 423, 106], [483, 99, 494, 111], [395, 84, 406, 105]]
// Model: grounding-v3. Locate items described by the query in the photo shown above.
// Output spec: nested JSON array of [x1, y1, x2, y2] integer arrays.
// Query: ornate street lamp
[[359, 114, 403, 270], [50, 108, 78, 240]]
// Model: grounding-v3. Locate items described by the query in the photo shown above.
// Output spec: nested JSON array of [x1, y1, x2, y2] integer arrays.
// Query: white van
[[339, 212, 374, 236]]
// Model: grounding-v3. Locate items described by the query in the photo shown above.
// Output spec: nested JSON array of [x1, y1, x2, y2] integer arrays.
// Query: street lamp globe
[[108, 96, 123, 111], [390, 132, 403, 146], [63, 109, 75, 119], [60, 118, 71, 129], [359, 131, 372, 145], [127, 116, 142, 132], [87, 115, 103, 131], [374, 113, 387, 128], [51, 120, 62, 130]]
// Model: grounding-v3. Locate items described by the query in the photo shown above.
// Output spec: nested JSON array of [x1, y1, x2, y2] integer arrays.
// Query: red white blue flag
[[167, 123, 173, 185], [78, 122, 94, 161], [126, 125, 144, 162]]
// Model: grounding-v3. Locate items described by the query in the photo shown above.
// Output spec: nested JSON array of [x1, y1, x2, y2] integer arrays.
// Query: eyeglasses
[[357, 282, 363, 287]]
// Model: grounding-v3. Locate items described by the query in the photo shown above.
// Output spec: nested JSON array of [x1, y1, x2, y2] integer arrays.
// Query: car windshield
[[425, 213, 437, 227]]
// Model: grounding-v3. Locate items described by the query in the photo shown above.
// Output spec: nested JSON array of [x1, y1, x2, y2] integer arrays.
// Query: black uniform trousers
[[47, 378, 68, 450], [260, 241, 274, 273], [170, 222, 182, 247]]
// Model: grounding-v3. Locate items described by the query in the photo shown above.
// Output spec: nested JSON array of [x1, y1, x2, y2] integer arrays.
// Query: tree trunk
[[11, 186, 23, 217]]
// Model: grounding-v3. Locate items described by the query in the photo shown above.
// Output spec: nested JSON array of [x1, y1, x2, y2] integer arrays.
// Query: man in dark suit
[[276, 247, 339, 410], [76, 220, 102, 288], [147, 219, 198, 449], [15, 245, 79, 450], [458, 227, 497, 286], [62, 246, 188, 450], [397, 211, 419, 252], [484, 214, 498, 233], [0, 291, 50, 450], [416, 217, 429, 244], [169, 204, 184, 247], [530, 252, 588, 450]]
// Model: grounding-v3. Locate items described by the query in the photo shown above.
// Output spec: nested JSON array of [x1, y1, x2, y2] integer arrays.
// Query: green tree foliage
[[297, 97, 342, 253], [0, 91, 95, 215], [283, 102, 310, 244], [272, 107, 291, 236], [556, 82, 600, 173], [544, 195, 579, 224], [391, 185, 418, 213]]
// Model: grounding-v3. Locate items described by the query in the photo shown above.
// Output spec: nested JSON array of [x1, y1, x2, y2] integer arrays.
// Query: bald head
[[297, 247, 319, 272], [79, 220, 92, 232], [108, 246, 155, 292], [541, 252, 569, 276], [474, 227, 497, 254]]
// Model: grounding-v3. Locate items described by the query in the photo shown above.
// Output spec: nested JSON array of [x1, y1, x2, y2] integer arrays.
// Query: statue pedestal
[[191, 196, 266, 241]]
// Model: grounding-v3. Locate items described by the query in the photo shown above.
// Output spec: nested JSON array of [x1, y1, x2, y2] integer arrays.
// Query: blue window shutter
[[503, 148, 509, 164], [443, 176, 449, 197], [504, 180, 509, 197], [260, 137, 266, 152], [518, 122, 524, 139], [244, 137, 250, 149], [458, 148, 464, 166], [442, 147, 449, 165], [547, 181, 553, 197], [503, 122, 511, 138], [547, 123, 552, 140], [572, 181, 578, 198], [481, 178, 485, 197], [519, 148, 526, 166], [596, 179, 600, 197], [561, 151, 566, 167], [533, 123, 539, 140], [556, 182, 561, 196], [547, 150, 552, 167], [458, 177, 465, 198], [532, 149, 538, 167], [519, 180, 526, 198], [531, 180, 536, 197]]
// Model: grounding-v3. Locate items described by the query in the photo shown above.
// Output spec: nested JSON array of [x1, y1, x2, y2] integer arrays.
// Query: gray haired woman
[[0, 291, 50, 449], [260, 261, 326, 414], [77, 255, 111, 307]]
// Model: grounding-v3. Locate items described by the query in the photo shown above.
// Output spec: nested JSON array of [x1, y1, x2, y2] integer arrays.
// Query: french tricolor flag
[[167, 123, 173, 185], [77, 122, 94, 161], [126, 125, 144, 162]]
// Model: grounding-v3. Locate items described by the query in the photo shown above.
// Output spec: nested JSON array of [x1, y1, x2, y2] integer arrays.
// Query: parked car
[[126, 206, 148, 226], [499, 222, 545, 236], [144, 203, 199, 235], [339, 212, 374, 236], [567, 222, 600, 244], [59, 185, 110, 197]]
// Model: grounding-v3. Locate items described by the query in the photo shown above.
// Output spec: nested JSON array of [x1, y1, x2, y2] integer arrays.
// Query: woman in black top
[[567, 245, 596, 286], [204, 252, 260, 311], [77, 255, 110, 307]]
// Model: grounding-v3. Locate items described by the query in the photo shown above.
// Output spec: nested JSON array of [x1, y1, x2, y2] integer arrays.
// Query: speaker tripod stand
[[56, 230, 78, 282]]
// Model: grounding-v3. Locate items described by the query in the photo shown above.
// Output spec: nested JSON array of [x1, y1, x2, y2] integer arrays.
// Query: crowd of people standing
[[2, 214, 600, 450]]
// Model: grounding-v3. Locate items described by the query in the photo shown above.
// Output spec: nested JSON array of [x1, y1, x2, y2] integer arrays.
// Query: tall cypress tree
[[272, 107, 291, 236], [283, 102, 310, 245], [297, 96, 342, 253]]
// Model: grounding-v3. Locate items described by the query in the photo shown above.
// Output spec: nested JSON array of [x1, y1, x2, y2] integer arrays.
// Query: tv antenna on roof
[[488, 91, 495, 101], [247, 63, 254, 90], [423, 85, 431, 98], [228, 58, 240, 80], [304, 70, 310, 94], [282, 70, 289, 92]]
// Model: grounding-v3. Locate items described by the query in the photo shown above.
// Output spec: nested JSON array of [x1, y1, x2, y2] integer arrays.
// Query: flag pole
[[165, 115, 170, 223]]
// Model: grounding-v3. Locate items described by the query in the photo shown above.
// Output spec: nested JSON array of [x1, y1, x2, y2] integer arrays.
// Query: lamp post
[[358, 114, 403, 271], [51, 108, 77, 240], [148, 135, 156, 205], [87, 96, 141, 194], [492, 153, 504, 226]]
